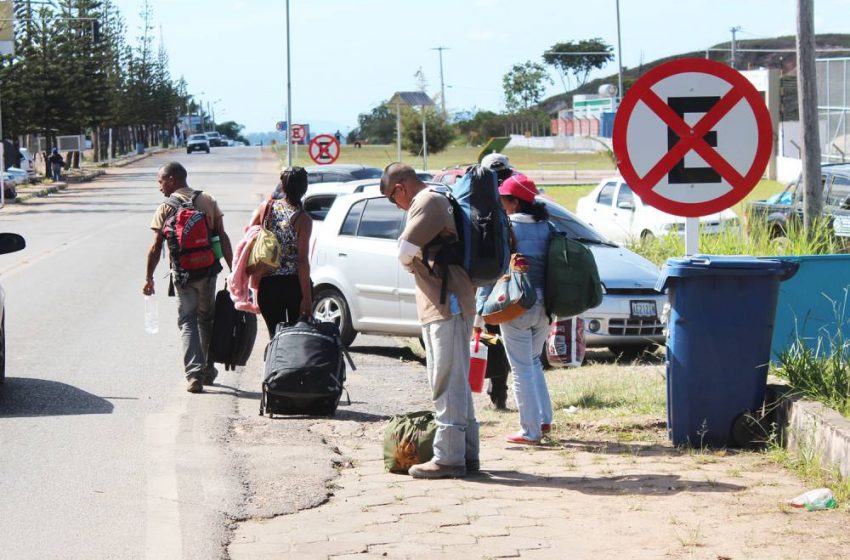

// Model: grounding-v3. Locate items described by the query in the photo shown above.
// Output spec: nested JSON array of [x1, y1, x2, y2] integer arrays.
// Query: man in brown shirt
[[143, 162, 233, 393], [381, 162, 479, 479]]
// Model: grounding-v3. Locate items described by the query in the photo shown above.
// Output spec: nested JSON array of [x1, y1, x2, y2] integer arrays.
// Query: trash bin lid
[[655, 255, 798, 292]]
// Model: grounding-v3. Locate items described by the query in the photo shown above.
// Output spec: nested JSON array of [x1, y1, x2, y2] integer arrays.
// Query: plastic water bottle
[[144, 295, 159, 334], [211, 235, 223, 260], [469, 332, 488, 393], [788, 488, 838, 510]]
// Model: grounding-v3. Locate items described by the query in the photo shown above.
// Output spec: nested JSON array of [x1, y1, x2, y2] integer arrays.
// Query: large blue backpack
[[424, 165, 511, 303]]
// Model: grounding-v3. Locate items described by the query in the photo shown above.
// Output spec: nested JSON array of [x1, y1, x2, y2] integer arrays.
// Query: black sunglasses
[[387, 185, 401, 205]]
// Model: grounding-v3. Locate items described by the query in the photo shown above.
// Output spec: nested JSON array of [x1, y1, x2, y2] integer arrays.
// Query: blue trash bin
[[135, 142, 145, 155], [656, 256, 798, 447]]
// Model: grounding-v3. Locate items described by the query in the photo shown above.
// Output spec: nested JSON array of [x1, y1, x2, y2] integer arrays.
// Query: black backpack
[[260, 319, 355, 417], [210, 289, 258, 371], [423, 165, 511, 303]]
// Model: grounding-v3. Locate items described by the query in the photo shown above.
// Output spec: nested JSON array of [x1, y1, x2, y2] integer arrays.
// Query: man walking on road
[[381, 162, 479, 479], [143, 162, 233, 393]]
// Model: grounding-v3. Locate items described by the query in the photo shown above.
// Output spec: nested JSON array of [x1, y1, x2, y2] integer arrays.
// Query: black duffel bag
[[261, 318, 354, 417]]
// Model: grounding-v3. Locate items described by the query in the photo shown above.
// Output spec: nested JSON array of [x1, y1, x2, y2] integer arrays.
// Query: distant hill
[[539, 33, 850, 120]]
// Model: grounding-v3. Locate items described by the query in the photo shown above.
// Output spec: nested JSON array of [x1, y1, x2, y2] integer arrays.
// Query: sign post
[[613, 58, 772, 255]]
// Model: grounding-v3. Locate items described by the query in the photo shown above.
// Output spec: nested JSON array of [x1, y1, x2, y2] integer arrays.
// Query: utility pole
[[729, 26, 741, 69], [431, 46, 449, 114], [797, 0, 822, 229]]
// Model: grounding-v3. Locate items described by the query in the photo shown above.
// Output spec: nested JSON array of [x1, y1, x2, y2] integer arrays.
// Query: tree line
[[349, 38, 614, 153], [0, 0, 191, 160]]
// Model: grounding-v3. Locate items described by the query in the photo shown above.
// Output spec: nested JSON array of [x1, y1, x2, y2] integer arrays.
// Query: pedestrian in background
[[48, 147, 64, 182], [143, 162, 233, 393], [476, 174, 553, 445], [249, 166, 313, 337], [381, 162, 479, 479]]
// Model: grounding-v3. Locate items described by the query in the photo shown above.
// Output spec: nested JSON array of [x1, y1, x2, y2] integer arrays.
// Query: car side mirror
[[617, 201, 635, 211], [0, 233, 25, 255]]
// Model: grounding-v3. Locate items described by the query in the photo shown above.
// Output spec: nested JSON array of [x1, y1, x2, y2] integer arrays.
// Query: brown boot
[[186, 377, 203, 393], [408, 460, 466, 479]]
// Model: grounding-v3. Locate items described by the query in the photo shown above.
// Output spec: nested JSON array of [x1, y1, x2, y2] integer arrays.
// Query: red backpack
[[162, 191, 215, 285]]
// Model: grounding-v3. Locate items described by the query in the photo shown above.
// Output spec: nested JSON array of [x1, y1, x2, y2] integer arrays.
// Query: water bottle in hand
[[144, 295, 159, 334]]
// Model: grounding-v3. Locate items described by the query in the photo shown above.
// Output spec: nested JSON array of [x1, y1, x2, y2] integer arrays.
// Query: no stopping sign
[[308, 134, 340, 165], [613, 59, 773, 217]]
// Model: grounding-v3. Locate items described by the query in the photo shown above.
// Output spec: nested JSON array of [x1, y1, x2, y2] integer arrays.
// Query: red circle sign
[[291, 124, 305, 142], [308, 134, 340, 165], [612, 58, 773, 217]]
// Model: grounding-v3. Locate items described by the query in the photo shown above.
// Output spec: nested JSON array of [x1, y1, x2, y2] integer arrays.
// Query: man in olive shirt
[[381, 162, 479, 479], [143, 162, 233, 393]]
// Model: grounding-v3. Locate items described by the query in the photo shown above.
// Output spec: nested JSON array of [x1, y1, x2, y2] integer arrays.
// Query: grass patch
[[628, 214, 846, 268], [772, 294, 850, 417], [273, 143, 616, 172]]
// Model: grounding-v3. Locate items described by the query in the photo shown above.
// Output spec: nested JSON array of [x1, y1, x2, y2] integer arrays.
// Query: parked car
[[0, 232, 26, 383], [305, 164, 382, 184], [746, 163, 850, 238], [432, 167, 467, 187], [576, 177, 740, 244], [301, 179, 384, 221], [415, 169, 433, 181], [19, 148, 36, 177], [204, 131, 223, 147], [186, 134, 211, 154], [310, 191, 666, 357]]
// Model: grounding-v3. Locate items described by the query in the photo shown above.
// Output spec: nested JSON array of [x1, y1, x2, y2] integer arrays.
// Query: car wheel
[[0, 314, 6, 384], [313, 288, 356, 346], [609, 343, 657, 361], [205, 148, 210, 154], [186, 149, 191, 154]]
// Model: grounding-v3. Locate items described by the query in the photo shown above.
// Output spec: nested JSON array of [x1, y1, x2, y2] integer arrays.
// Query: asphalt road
[[0, 147, 425, 560]]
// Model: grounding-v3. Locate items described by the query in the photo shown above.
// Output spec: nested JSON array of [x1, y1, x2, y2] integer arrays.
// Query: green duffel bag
[[383, 411, 437, 474], [545, 222, 603, 318]]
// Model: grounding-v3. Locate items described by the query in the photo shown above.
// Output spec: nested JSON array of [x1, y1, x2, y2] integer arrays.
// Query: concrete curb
[[770, 383, 850, 478], [13, 170, 105, 203]]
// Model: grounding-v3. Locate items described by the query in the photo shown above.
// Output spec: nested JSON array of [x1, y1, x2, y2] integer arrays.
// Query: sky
[[113, 0, 850, 135]]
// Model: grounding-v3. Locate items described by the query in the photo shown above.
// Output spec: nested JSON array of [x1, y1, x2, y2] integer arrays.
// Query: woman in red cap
[[476, 173, 553, 445]]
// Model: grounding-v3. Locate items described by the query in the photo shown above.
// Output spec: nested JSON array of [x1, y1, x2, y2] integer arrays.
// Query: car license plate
[[834, 217, 850, 237], [630, 300, 657, 318]]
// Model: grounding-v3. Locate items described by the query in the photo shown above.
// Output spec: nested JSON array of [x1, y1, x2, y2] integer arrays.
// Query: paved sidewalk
[[229, 355, 850, 560]]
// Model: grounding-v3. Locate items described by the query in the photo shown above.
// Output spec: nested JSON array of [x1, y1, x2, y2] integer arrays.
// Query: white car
[[186, 134, 210, 154], [19, 148, 36, 177], [0, 233, 26, 383], [576, 177, 740, 244], [310, 191, 665, 356]]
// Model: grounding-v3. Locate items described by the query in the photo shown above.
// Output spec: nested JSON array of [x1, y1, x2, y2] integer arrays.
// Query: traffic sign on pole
[[612, 58, 772, 218], [275, 121, 288, 132], [291, 124, 306, 142], [308, 134, 340, 165]]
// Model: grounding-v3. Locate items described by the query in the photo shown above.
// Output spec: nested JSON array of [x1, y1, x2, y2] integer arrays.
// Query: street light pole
[[730, 26, 742, 69], [431, 46, 449, 114], [615, 0, 624, 105], [285, 0, 293, 168]]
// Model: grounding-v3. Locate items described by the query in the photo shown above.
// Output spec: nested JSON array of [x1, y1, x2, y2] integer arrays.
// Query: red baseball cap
[[498, 173, 538, 203]]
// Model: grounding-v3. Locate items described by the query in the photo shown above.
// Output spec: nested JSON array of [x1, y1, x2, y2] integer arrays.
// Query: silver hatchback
[[310, 192, 665, 356]]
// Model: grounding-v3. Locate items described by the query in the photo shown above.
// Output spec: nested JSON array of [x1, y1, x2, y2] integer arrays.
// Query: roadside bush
[[401, 107, 453, 156]]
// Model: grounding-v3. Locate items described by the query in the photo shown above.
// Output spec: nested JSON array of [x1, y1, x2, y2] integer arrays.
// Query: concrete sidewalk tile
[[367, 542, 444, 558], [399, 511, 470, 527], [368, 503, 433, 516], [403, 495, 463, 508], [371, 520, 436, 536], [441, 522, 510, 538], [439, 543, 521, 558], [479, 535, 547, 551], [497, 505, 566, 520], [290, 539, 368, 556], [404, 530, 477, 546], [229, 541, 292, 557]]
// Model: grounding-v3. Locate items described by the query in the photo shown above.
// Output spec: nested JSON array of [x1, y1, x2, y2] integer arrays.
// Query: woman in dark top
[[250, 167, 313, 336]]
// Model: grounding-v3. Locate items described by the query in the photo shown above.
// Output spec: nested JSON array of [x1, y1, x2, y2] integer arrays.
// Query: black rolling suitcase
[[261, 319, 355, 417], [211, 288, 258, 371]]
